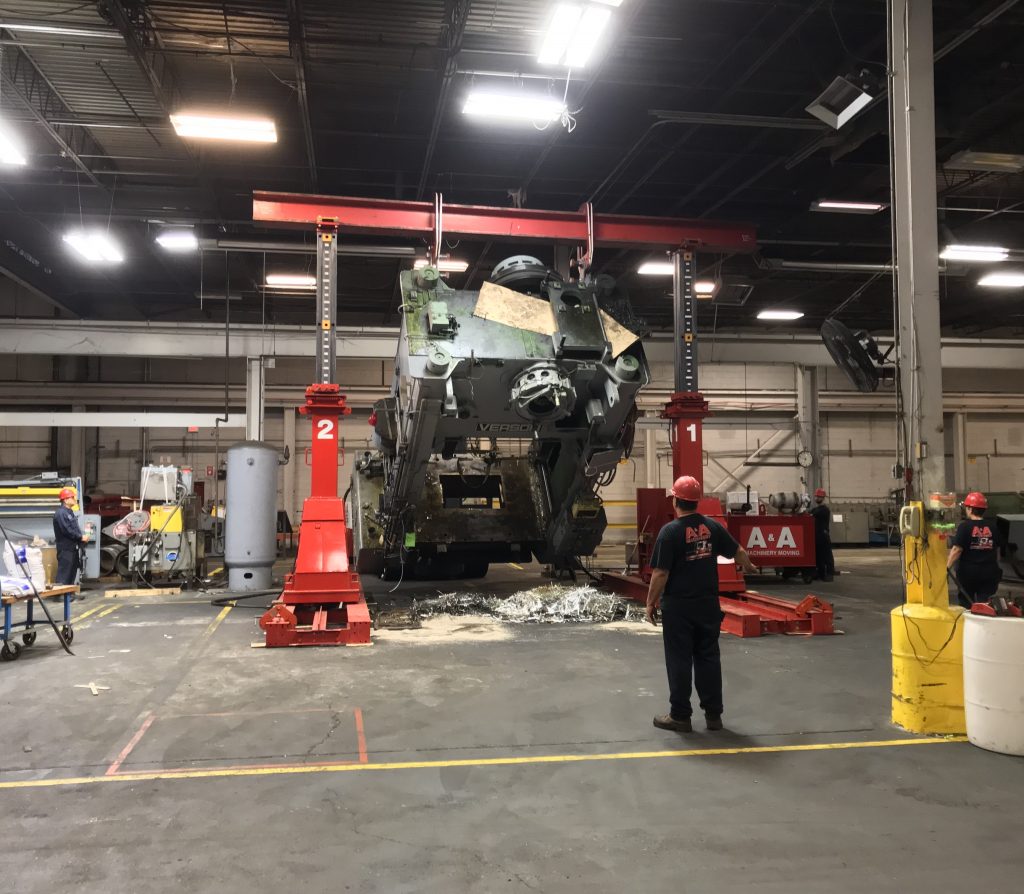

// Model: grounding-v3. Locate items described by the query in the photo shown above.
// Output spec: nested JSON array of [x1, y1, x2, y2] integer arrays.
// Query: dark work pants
[[661, 597, 724, 719], [56, 548, 80, 586], [955, 564, 1002, 609], [815, 534, 835, 578]]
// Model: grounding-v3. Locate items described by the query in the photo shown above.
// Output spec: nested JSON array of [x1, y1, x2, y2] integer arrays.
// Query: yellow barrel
[[891, 603, 965, 734]]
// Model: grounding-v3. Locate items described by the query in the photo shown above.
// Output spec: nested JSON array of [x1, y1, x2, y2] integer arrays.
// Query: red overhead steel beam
[[252, 191, 757, 253]]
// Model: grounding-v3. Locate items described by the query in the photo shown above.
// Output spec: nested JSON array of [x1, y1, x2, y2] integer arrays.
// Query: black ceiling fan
[[820, 318, 894, 393]]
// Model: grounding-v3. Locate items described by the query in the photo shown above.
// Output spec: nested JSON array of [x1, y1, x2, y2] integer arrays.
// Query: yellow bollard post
[[891, 502, 965, 734]]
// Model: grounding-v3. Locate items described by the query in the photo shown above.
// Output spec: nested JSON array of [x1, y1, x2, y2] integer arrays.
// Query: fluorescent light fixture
[[637, 261, 674, 276], [0, 22, 123, 39], [939, 244, 1009, 262], [170, 113, 277, 143], [694, 280, 718, 296], [265, 274, 316, 288], [757, 309, 804, 321], [414, 258, 469, 273], [978, 272, 1024, 288], [567, 5, 612, 67], [538, 4, 583, 65], [947, 150, 1024, 174], [62, 229, 124, 264], [0, 117, 27, 166], [812, 199, 886, 214], [805, 75, 873, 129], [462, 91, 566, 122], [537, 2, 612, 68], [155, 230, 198, 252]]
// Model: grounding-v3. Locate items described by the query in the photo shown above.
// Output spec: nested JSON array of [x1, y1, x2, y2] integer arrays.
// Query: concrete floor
[[2, 549, 1022, 893]]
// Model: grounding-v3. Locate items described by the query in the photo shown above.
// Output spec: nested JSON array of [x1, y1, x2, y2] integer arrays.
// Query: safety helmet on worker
[[814, 488, 827, 498], [671, 475, 702, 502], [963, 491, 988, 510], [58, 487, 76, 502]]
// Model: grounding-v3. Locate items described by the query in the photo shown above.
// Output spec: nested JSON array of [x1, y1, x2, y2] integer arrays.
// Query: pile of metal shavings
[[416, 583, 646, 625]]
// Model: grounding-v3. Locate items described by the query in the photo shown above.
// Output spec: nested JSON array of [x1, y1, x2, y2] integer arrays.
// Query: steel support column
[[245, 357, 266, 441], [891, 0, 946, 495], [952, 411, 968, 492], [797, 365, 820, 493]]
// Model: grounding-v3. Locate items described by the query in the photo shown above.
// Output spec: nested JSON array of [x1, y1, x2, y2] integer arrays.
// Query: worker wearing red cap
[[947, 492, 1003, 609], [53, 487, 90, 586], [647, 475, 759, 733], [808, 487, 835, 582]]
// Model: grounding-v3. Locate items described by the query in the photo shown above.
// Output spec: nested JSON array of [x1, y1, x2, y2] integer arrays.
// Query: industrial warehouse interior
[[2, 1, 1024, 891]]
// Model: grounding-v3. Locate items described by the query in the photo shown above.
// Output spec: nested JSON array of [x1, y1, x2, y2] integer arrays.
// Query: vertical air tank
[[225, 442, 278, 591]]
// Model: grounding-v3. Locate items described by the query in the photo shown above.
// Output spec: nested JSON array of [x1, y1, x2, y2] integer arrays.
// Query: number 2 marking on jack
[[316, 419, 335, 440], [686, 424, 697, 442]]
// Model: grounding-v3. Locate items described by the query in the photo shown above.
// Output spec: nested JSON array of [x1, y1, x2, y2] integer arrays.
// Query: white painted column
[[891, 0, 946, 494], [952, 411, 968, 492], [245, 357, 265, 442]]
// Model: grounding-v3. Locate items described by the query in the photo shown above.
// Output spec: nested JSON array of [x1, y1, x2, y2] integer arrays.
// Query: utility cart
[[1, 585, 78, 661]]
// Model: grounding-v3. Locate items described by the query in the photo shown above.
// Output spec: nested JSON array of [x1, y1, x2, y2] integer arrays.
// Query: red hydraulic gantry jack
[[600, 252, 834, 638], [259, 223, 371, 647]]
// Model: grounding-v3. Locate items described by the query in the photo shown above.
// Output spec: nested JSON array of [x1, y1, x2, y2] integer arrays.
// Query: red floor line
[[106, 712, 155, 776], [355, 707, 368, 764]]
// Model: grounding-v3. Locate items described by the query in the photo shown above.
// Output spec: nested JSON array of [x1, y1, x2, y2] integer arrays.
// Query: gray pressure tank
[[225, 441, 278, 591]]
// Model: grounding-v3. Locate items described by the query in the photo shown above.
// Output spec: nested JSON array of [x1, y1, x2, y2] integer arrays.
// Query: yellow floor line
[[201, 605, 232, 639], [72, 604, 108, 623], [506, 562, 524, 571], [0, 736, 966, 792], [76, 605, 118, 631]]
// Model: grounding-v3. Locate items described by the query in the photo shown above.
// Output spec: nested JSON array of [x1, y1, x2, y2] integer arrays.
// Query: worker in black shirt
[[646, 475, 759, 733], [947, 491, 1003, 609], [808, 487, 835, 582], [53, 487, 90, 586]]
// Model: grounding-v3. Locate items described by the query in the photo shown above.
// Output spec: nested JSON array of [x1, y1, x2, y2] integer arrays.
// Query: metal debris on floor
[[412, 584, 646, 625]]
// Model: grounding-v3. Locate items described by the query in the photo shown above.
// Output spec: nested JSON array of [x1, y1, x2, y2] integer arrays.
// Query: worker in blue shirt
[[53, 487, 90, 586]]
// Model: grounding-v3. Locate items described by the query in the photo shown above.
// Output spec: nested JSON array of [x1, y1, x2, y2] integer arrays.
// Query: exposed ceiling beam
[[0, 37, 106, 188], [287, 0, 317, 190], [416, 0, 472, 200]]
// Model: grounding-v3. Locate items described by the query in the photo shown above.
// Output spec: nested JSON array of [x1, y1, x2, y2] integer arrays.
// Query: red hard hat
[[963, 491, 988, 510], [814, 488, 827, 498], [671, 475, 702, 501], [58, 487, 76, 501]]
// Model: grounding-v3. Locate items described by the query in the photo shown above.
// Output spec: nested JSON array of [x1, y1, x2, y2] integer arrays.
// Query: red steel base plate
[[600, 572, 835, 638], [260, 599, 372, 648]]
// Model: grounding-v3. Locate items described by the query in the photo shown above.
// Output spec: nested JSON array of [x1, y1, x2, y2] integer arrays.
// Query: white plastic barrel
[[963, 613, 1024, 756]]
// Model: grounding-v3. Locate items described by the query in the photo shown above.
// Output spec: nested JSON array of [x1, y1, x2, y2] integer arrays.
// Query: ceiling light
[[978, 272, 1024, 288], [537, 2, 612, 68], [812, 199, 886, 214], [694, 280, 717, 296], [637, 261, 674, 276], [567, 5, 612, 67], [757, 310, 804, 321], [947, 150, 1024, 174], [414, 258, 469, 273], [0, 118, 27, 166], [462, 91, 566, 122], [155, 230, 198, 252], [939, 244, 1009, 262], [805, 74, 874, 129], [265, 274, 316, 288], [0, 22, 123, 39], [62, 229, 123, 264], [170, 113, 277, 143]]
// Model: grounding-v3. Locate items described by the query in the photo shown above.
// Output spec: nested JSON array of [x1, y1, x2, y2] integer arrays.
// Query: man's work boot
[[705, 714, 724, 731], [653, 714, 692, 733]]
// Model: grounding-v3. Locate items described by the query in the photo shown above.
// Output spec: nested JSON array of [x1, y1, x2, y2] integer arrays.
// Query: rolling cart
[[1, 585, 78, 661]]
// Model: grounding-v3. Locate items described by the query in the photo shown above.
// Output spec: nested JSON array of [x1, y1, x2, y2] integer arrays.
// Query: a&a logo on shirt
[[972, 525, 994, 550], [686, 524, 713, 560]]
